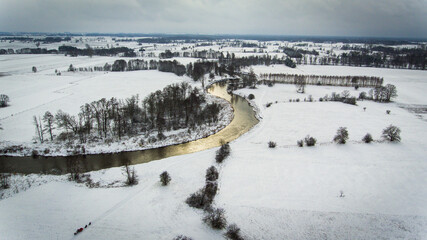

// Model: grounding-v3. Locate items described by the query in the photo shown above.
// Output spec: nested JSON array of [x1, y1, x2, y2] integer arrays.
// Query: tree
[[333, 127, 349, 144], [43, 111, 55, 141], [215, 142, 231, 163], [122, 161, 138, 185], [160, 171, 171, 186], [295, 75, 306, 93], [341, 90, 350, 99], [32, 66, 37, 73], [205, 166, 219, 182], [68, 64, 75, 72], [384, 84, 398, 102], [382, 125, 401, 142], [33, 115, 44, 143]]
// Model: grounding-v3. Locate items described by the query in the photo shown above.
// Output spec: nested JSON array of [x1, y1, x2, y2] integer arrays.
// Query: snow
[[1, 47, 427, 239]]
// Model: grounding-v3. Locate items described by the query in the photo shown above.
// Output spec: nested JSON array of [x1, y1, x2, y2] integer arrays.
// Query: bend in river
[[0, 82, 259, 174]]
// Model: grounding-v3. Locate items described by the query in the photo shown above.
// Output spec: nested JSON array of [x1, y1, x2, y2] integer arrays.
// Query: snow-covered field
[[1, 49, 427, 239]]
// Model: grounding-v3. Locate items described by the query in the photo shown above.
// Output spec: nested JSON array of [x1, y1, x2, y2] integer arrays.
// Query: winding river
[[0, 82, 259, 174]]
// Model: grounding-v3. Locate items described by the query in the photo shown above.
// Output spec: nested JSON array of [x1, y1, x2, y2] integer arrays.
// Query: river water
[[0, 82, 259, 174]]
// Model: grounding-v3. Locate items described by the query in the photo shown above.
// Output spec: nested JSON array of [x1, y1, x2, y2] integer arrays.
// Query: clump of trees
[[268, 141, 277, 148], [33, 83, 222, 146], [58, 45, 136, 57], [304, 135, 317, 146], [224, 224, 245, 240], [369, 84, 398, 102], [186, 166, 219, 209], [333, 127, 349, 144]]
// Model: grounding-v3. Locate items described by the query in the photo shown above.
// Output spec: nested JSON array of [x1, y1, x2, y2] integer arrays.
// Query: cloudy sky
[[1, 0, 426, 38]]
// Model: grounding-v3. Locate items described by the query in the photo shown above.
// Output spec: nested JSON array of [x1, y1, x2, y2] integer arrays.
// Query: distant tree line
[[34, 83, 222, 144], [0, 36, 71, 43], [259, 73, 383, 87], [58, 45, 136, 57], [282, 47, 319, 58]]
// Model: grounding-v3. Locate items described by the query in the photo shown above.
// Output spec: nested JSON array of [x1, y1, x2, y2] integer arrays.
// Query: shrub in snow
[[32, 66, 37, 73], [0, 173, 11, 189], [0, 94, 10, 107], [206, 166, 219, 182], [343, 97, 357, 105], [359, 92, 367, 100], [362, 133, 373, 143], [304, 135, 317, 147], [268, 141, 277, 148], [203, 208, 227, 230], [354, 85, 359, 90], [319, 97, 324, 102], [386, 110, 391, 114], [333, 127, 349, 144], [215, 143, 230, 163], [67, 159, 83, 181], [297, 140, 304, 147], [160, 171, 171, 186], [296, 98, 300, 102], [122, 162, 138, 186], [382, 125, 401, 142], [266, 102, 272, 108], [224, 223, 245, 240], [186, 182, 218, 209], [173, 235, 193, 240], [248, 94, 255, 100]]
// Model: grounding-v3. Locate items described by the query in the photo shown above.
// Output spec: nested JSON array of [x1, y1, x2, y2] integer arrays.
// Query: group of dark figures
[[74, 222, 91, 236]]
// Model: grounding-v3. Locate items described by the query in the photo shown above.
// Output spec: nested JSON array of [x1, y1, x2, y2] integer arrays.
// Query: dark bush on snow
[[224, 223, 245, 240], [248, 94, 255, 100], [173, 235, 193, 240], [362, 133, 373, 143], [216, 142, 231, 163], [333, 127, 349, 144], [382, 125, 401, 142], [268, 141, 276, 148], [304, 135, 317, 147], [297, 140, 304, 147], [186, 182, 218, 209], [160, 171, 171, 186], [206, 166, 219, 182], [203, 208, 227, 230]]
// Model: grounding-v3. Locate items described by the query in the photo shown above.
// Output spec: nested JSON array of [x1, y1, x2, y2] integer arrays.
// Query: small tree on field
[[33, 115, 44, 143], [224, 223, 245, 240], [67, 159, 82, 181], [32, 66, 37, 73], [160, 171, 171, 186], [362, 133, 373, 143], [297, 140, 303, 147], [0, 173, 11, 189], [333, 127, 349, 144], [304, 135, 317, 146], [122, 161, 138, 185], [203, 208, 227, 230], [173, 235, 193, 240], [382, 125, 401, 142]]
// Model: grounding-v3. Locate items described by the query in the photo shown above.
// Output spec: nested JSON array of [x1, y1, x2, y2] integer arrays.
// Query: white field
[[0, 52, 427, 239]]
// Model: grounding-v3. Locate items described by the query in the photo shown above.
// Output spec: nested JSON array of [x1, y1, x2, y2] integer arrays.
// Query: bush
[[343, 97, 357, 105], [362, 133, 373, 143], [206, 166, 219, 182], [268, 141, 276, 148], [160, 171, 171, 186], [122, 163, 138, 186], [185, 182, 218, 209], [333, 127, 349, 144], [382, 125, 401, 142], [0, 94, 10, 108], [304, 135, 317, 146], [266, 102, 272, 108], [386, 110, 391, 114], [216, 143, 231, 163], [173, 235, 193, 240], [203, 208, 227, 230], [224, 224, 245, 240], [248, 94, 255, 100], [297, 140, 304, 147]]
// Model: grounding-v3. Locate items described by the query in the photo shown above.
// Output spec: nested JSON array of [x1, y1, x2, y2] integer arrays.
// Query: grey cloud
[[0, 0, 426, 38]]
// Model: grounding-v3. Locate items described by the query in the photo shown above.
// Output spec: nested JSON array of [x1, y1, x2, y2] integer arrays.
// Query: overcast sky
[[1, 0, 426, 38]]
